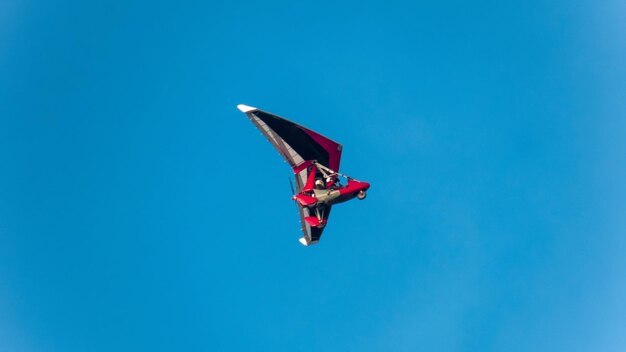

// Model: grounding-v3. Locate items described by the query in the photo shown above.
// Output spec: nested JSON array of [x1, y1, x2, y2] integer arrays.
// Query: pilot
[[325, 174, 339, 189], [314, 179, 325, 189]]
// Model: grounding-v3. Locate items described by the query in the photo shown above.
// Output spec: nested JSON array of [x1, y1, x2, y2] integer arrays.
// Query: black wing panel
[[252, 111, 332, 168]]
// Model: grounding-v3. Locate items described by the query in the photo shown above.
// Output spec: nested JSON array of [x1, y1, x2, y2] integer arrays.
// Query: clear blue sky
[[1, 0, 625, 351]]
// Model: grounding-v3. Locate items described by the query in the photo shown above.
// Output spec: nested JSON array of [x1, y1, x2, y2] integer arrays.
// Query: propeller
[[289, 177, 296, 196], [289, 177, 301, 222]]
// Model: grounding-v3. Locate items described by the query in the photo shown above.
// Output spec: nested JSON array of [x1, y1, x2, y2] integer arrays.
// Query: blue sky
[[1, 0, 625, 351]]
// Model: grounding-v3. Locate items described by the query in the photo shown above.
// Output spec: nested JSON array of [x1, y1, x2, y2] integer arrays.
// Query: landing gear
[[357, 190, 367, 200]]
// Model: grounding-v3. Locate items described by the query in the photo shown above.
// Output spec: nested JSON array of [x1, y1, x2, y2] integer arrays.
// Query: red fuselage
[[332, 179, 371, 204]]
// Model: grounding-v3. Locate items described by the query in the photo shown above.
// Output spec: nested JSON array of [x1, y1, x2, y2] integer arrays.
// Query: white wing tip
[[237, 104, 257, 113], [299, 237, 319, 246]]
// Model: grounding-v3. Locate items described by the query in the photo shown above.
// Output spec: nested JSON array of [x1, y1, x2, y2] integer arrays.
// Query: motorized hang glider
[[237, 104, 370, 246]]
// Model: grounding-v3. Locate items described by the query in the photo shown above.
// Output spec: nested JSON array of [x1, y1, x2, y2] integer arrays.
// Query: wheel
[[357, 190, 367, 200]]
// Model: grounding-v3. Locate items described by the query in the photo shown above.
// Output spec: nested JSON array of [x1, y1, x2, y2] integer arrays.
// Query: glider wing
[[237, 104, 341, 245]]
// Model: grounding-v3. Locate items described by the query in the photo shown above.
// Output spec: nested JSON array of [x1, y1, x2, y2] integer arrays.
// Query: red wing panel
[[294, 194, 317, 206], [300, 127, 342, 171], [303, 164, 317, 192]]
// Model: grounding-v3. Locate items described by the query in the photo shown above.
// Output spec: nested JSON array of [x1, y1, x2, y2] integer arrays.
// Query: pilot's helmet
[[315, 179, 324, 189]]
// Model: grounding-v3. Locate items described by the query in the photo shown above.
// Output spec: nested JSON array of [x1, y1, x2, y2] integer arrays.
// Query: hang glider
[[237, 104, 370, 246]]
